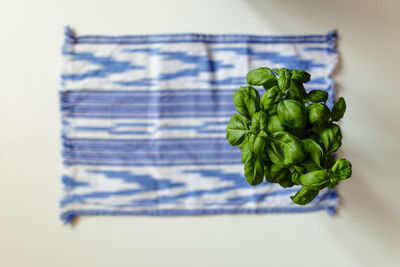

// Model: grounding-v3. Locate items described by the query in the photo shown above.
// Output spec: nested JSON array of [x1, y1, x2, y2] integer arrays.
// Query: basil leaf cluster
[[226, 67, 352, 205]]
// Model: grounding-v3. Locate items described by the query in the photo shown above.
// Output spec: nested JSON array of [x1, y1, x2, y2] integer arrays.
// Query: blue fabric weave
[[60, 27, 339, 224]]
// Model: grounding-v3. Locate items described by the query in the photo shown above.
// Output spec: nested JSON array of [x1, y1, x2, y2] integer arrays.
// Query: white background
[[0, 0, 399, 266]]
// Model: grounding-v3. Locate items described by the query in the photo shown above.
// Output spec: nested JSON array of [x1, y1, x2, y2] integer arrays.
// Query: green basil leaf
[[277, 68, 291, 92], [247, 67, 277, 86], [318, 123, 342, 154], [328, 176, 339, 188], [300, 170, 330, 190], [260, 86, 280, 111], [233, 86, 260, 119], [251, 111, 268, 132], [331, 97, 346, 122], [244, 152, 264, 185], [259, 148, 271, 166], [291, 186, 319, 205], [238, 137, 251, 163], [301, 139, 324, 168], [307, 103, 331, 125], [277, 100, 307, 129], [300, 162, 321, 172], [289, 165, 306, 185], [264, 165, 289, 183], [262, 79, 279, 90], [287, 79, 307, 100], [226, 113, 250, 146], [291, 69, 311, 83], [308, 90, 329, 103], [291, 172, 301, 185], [267, 114, 285, 134], [268, 131, 305, 166], [332, 158, 352, 180], [248, 133, 265, 154]]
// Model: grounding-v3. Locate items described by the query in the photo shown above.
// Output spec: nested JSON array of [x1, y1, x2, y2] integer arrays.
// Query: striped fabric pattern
[[60, 27, 339, 224]]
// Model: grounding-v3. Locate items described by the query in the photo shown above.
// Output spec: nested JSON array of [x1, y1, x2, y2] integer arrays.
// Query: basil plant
[[226, 67, 352, 205]]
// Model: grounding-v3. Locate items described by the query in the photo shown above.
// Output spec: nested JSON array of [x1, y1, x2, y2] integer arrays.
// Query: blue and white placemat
[[60, 27, 339, 224]]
